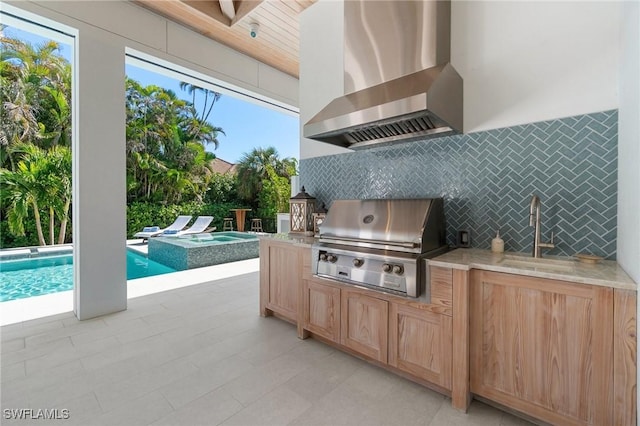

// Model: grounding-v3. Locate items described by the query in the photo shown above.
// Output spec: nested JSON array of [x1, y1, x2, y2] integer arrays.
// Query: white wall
[[618, 1, 640, 286], [299, 1, 620, 159], [5, 0, 299, 320], [299, 0, 351, 159], [452, 1, 619, 133]]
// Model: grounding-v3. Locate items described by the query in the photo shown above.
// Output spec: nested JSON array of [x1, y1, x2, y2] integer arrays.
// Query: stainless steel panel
[[303, 64, 463, 149], [319, 198, 446, 254], [302, 0, 463, 150], [312, 243, 449, 299], [344, 1, 450, 94], [319, 199, 431, 251], [315, 245, 417, 296]]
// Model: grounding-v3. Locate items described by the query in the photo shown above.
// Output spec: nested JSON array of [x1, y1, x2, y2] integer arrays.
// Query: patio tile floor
[[1, 270, 534, 426]]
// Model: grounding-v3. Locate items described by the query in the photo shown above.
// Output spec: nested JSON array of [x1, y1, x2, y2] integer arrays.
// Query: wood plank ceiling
[[134, 0, 316, 78]]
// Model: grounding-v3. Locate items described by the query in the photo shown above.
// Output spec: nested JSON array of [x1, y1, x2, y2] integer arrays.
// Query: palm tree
[[182, 107, 225, 150], [179, 82, 222, 123], [1, 37, 70, 140], [235, 146, 298, 202], [1, 145, 48, 245], [1, 35, 71, 167], [125, 78, 226, 204], [1, 144, 72, 245], [44, 145, 72, 244]]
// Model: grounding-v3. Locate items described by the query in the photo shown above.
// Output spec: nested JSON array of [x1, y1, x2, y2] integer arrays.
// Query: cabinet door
[[389, 303, 452, 390], [265, 242, 300, 321], [304, 279, 340, 342], [340, 289, 388, 363], [470, 270, 613, 426]]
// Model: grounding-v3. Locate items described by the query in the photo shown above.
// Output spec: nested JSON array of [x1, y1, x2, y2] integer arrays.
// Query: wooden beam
[[231, 0, 264, 26], [181, 0, 231, 26], [219, 0, 236, 20]]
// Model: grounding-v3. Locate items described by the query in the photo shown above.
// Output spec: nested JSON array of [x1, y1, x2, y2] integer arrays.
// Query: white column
[[73, 29, 127, 320], [618, 0, 640, 285]]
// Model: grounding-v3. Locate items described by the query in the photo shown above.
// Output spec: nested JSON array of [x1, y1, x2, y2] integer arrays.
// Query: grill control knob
[[319, 253, 327, 261], [327, 254, 338, 263], [353, 258, 364, 267], [393, 265, 404, 275], [382, 263, 392, 273]]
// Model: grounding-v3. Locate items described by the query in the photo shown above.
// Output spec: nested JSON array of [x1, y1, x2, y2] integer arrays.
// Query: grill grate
[[347, 116, 436, 143]]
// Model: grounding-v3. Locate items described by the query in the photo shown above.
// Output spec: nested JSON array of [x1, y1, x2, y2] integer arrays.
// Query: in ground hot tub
[[148, 231, 259, 271]]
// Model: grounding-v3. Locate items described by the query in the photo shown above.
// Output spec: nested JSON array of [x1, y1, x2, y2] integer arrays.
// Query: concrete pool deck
[[0, 248, 260, 326]]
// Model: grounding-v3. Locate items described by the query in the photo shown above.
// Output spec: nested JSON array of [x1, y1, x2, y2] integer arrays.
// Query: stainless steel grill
[[312, 198, 448, 298]]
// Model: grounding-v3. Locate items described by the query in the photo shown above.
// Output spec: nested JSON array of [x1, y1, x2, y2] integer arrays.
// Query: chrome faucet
[[529, 194, 555, 258]]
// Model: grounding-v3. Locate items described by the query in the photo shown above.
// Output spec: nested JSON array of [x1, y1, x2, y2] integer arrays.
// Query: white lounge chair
[[133, 215, 192, 240], [164, 216, 215, 237]]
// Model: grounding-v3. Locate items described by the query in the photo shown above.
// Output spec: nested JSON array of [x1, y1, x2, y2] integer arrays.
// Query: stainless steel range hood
[[303, 0, 463, 150]]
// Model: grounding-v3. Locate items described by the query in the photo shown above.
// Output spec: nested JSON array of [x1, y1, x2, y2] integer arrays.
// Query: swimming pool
[[0, 250, 176, 302]]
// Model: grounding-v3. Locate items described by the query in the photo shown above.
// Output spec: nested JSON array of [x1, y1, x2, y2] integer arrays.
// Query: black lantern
[[289, 186, 316, 236]]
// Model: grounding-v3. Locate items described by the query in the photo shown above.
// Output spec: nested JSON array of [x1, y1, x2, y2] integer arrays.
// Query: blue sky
[[4, 26, 300, 164]]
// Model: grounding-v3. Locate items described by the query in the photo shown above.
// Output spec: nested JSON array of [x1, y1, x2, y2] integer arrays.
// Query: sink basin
[[498, 254, 576, 272]]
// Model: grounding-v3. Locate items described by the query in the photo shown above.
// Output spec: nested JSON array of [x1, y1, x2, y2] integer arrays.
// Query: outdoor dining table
[[229, 208, 252, 232]]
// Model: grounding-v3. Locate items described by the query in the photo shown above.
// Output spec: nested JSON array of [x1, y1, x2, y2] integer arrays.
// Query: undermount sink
[[498, 254, 576, 272]]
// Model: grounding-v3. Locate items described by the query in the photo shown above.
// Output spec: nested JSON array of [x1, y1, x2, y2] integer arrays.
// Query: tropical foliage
[[236, 147, 297, 203], [1, 34, 74, 247], [1, 144, 71, 245], [1, 32, 297, 248], [125, 78, 224, 204]]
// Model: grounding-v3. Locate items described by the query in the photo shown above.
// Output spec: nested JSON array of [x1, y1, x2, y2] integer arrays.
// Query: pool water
[[175, 231, 258, 245], [0, 251, 175, 302]]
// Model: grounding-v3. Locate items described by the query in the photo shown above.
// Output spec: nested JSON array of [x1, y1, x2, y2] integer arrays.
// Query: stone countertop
[[258, 233, 317, 247], [429, 248, 637, 291]]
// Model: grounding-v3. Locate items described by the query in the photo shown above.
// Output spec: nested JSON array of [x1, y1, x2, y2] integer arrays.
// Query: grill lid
[[319, 198, 446, 253]]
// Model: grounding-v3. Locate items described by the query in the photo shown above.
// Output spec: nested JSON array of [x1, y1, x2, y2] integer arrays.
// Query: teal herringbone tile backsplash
[[300, 110, 618, 259]]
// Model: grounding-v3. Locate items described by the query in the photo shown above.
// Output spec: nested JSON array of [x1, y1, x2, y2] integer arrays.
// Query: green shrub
[[127, 201, 246, 237], [205, 173, 239, 204]]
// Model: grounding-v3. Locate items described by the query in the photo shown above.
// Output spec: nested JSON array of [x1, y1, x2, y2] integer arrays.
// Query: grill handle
[[319, 235, 419, 249]]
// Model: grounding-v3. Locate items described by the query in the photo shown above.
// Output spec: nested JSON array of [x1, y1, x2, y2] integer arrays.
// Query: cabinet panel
[[614, 289, 637, 426], [430, 266, 453, 309], [304, 279, 340, 342], [389, 303, 452, 389], [341, 289, 388, 363], [266, 242, 300, 321], [470, 270, 613, 426]]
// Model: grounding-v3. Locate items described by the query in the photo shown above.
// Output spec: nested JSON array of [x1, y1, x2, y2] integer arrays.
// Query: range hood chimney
[[303, 0, 463, 150]]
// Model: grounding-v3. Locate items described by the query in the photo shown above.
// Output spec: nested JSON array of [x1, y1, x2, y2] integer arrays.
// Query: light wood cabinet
[[303, 278, 341, 342], [299, 266, 468, 409], [260, 242, 635, 423], [470, 270, 614, 426], [614, 289, 637, 426], [340, 289, 389, 363], [259, 239, 301, 323], [388, 302, 452, 390]]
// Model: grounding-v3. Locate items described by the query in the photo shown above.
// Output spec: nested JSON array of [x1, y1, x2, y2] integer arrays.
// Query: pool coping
[[0, 244, 73, 261]]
